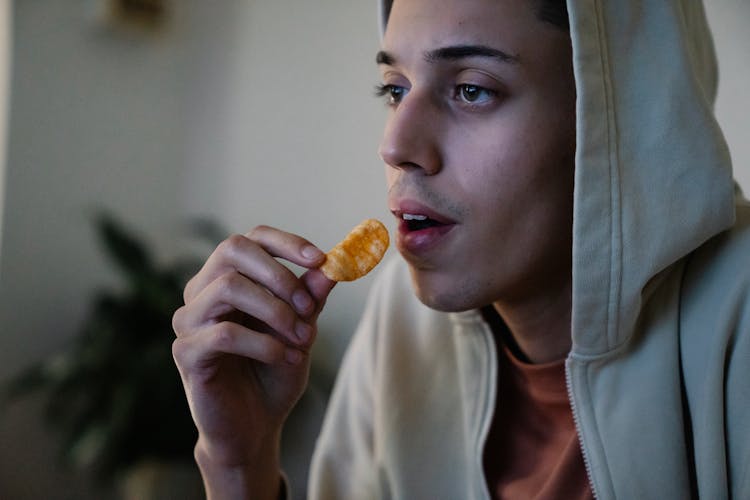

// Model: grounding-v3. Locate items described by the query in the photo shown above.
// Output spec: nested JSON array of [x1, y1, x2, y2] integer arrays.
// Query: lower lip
[[397, 221, 456, 256]]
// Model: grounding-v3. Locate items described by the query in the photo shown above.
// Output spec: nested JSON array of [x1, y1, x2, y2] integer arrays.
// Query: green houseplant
[[3, 212, 225, 488]]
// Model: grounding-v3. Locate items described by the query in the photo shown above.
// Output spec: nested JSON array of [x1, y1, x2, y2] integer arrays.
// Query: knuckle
[[215, 272, 242, 300], [182, 269, 203, 304], [209, 322, 236, 351], [217, 234, 246, 260], [268, 299, 293, 327], [265, 268, 292, 295], [171, 337, 188, 364], [182, 279, 193, 304], [172, 306, 186, 336], [247, 225, 270, 240]]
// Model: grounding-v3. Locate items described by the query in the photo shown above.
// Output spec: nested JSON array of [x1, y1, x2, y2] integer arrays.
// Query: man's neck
[[490, 284, 572, 364]]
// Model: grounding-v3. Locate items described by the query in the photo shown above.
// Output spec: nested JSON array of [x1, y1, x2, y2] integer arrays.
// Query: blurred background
[[0, 1, 748, 499]]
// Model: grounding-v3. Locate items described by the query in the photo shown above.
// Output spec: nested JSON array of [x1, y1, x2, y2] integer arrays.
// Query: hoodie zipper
[[475, 315, 599, 499], [565, 360, 600, 499]]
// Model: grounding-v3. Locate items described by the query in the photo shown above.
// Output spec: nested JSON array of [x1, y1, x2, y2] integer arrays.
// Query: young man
[[172, 0, 750, 498]]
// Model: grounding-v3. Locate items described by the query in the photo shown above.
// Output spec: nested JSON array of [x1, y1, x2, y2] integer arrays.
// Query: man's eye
[[375, 84, 407, 105], [457, 84, 494, 104]]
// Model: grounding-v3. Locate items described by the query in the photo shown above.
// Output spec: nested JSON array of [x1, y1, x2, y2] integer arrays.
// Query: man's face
[[378, 0, 576, 312]]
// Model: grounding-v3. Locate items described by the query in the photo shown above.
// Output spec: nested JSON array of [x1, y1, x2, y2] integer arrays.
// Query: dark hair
[[381, 1, 569, 33], [536, 0, 570, 31]]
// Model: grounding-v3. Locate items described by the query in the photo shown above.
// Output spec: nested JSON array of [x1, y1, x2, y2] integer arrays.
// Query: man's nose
[[378, 90, 442, 175]]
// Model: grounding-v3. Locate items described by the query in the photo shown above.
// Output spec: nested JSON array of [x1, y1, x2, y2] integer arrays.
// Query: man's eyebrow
[[376, 45, 520, 66], [425, 45, 520, 64], [376, 50, 395, 65]]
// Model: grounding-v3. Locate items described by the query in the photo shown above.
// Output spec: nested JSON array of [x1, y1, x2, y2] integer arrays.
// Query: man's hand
[[171, 225, 335, 499]]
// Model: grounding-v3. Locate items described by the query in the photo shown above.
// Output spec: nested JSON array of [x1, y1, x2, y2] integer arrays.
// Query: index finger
[[184, 226, 325, 305], [247, 225, 326, 267]]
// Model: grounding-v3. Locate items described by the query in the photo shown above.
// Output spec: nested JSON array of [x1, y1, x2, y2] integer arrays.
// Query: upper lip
[[390, 199, 457, 225]]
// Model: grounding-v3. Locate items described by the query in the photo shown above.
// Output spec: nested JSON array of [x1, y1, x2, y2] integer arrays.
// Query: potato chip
[[320, 219, 389, 281]]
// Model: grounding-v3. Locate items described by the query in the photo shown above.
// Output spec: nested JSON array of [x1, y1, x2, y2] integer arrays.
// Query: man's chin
[[408, 268, 486, 313], [415, 296, 474, 313]]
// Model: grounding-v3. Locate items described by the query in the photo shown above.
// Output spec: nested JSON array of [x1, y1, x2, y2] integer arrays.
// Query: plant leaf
[[94, 211, 154, 277]]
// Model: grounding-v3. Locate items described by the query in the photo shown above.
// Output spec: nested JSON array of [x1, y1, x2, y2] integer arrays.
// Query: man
[[172, 0, 750, 498]]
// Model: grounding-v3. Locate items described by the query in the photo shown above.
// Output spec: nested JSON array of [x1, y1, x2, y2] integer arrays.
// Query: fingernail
[[295, 321, 312, 344], [285, 348, 304, 365], [292, 289, 313, 314], [301, 245, 323, 260]]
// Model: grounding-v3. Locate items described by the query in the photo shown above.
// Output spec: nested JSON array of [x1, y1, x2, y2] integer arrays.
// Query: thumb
[[301, 268, 336, 318]]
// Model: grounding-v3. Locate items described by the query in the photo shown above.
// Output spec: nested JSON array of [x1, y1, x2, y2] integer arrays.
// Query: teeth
[[403, 213, 428, 221]]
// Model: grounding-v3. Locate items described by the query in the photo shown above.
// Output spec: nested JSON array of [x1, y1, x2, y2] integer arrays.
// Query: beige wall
[[707, 0, 750, 191], [0, 2, 192, 498], [0, 2, 384, 498], [0, 1, 9, 269]]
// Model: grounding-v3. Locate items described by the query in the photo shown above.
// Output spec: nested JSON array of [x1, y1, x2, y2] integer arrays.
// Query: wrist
[[194, 436, 282, 500]]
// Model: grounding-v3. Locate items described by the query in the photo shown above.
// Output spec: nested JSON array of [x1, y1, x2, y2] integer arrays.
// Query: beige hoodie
[[308, 0, 750, 498]]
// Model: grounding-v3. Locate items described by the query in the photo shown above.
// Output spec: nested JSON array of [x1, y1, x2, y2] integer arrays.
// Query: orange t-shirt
[[482, 341, 593, 500]]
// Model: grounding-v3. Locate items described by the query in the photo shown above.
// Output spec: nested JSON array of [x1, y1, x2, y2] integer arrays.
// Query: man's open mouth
[[391, 206, 457, 255], [402, 213, 448, 231]]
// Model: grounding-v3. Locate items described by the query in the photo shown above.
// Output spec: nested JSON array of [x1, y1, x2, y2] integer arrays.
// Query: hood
[[378, 0, 736, 356]]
